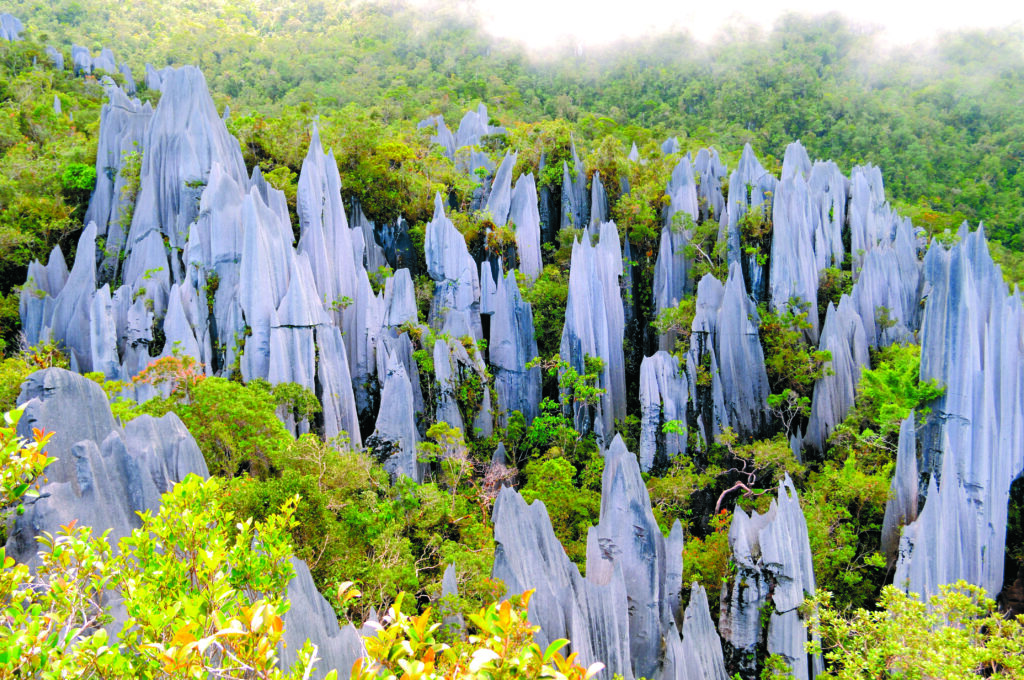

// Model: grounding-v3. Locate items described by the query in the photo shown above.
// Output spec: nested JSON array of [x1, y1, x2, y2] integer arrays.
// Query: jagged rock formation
[[724, 144, 776, 301], [881, 412, 919, 564], [45, 45, 64, 70], [561, 141, 589, 230], [0, 13, 23, 41], [486, 150, 517, 225], [895, 226, 1024, 598], [509, 172, 542, 280], [367, 344, 423, 482], [492, 435, 730, 680], [560, 222, 626, 440], [487, 269, 541, 426], [653, 156, 698, 347], [638, 351, 688, 472], [5, 368, 361, 679], [440, 563, 465, 631], [719, 476, 822, 680], [425, 193, 482, 340], [770, 173, 820, 343], [686, 265, 771, 444]]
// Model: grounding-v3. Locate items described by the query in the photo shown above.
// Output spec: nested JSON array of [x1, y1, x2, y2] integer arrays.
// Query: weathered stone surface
[[638, 351, 688, 472], [45, 45, 64, 70], [770, 175, 820, 342], [87, 82, 153, 278], [49, 224, 99, 372], [895, 226, 1024, 598], [724, 144, 777, 301], [849, 219, 921, 348], [590, 172, 609, 227], [488, 270, 541, 426], [350, 201, 388, 273], [426, 194, 481, 339], [720, 477, 821, 680], [491, 485, 634, 680], [123, 66, 248, 283], [0, 13, 23, 41], [802, 296, 869, 455], [662, 584, 730, 680], [486, 150, 517, 225], [509, 173, 542, 280], [560, 141, 589, 230], [694, 148, 727, 223], [686, 265, 770, 444], [282, 558, 365, 680], [807, 161, 846, 271], [881, 412, 918, 564], [661, 137, 680, 155], [367, 345, 422, 483], [440, 563, 465, 631], [20, 246, 68, 347], [560, 222, 626, 440]]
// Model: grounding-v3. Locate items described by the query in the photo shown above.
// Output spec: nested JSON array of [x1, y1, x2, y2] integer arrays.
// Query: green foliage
[[758, 302, 831, 398], [0, 409, 52, 516], [520, 266, 569, 361], [808, 582, 1024, 679], [652, 296, 696, 356], [680, 510, 733, 614], [351, 590, 602, 680], [0, 472, 329, 679], [816, 267, 853, 328], [521, 457, 600, 567]]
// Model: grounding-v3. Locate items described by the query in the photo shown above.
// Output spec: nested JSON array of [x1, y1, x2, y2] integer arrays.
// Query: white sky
[[462, 0, 1024, 50]]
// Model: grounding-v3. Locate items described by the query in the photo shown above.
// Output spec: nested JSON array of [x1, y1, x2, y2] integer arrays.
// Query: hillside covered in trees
[[0, 2, 1022, 679]]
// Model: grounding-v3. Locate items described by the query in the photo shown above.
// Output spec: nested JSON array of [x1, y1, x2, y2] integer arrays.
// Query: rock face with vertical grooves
[[881, 412, 919, 564], [491, 436, 730, 680], [367, 344, 423, 483], [509, 173, 542, 280], [686, 264, 770, 444], [87, 85, 154, 281], [638, 351, 688, 472], [895, 226, 1024, 598], [561, 141, 589, 230], [560, 222, 626, 440], [488, 270, 541, 426], [1, 13, 23, 41], [724, 144, 777, 301], [46, 45, 64, 69], [720, 477, 822, 680], [694, 148, 727, 223], [425, 194, 481, 340], [770, 175, 820, 343], [486, 150, 517, 225], [654, 156, 699, 346], [124, 67, 249, 284]]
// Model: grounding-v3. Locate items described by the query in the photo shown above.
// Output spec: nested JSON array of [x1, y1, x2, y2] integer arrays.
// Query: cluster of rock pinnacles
[[6, 22, 1024, 680]]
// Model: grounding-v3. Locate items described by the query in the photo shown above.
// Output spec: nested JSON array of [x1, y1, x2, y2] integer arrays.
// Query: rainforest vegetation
[[1, 1, 1023, 677]]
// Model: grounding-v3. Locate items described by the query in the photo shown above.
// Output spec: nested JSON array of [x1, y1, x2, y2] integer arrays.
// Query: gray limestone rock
[[590, 172, 609, 227], [367, 345, 422, 483], [661, 137, 680, 155], [694, 148, 727, 223], [802, 296, 869, 455], [45, 46, 64, 70], [560, 141, 589, 230], [560, 222, 626, 439], [71, 44, 92, 75], [781, 141, 812, 180], [489, 270, 541, 426], [895, 226, 1024, 598], [881, 412, 918, 565], [49, 224, 99, 372], [486, 150, 517, 225], [770, 176, 819, 343], [425, 194, 481, 339], [724, 144, 777, 301], [123, 66, 248, 283], [638, 351, 688, 471], [806, 161, 846, 271], [282, 558, 365, 680], [20, 246, 68, 347], [509, 173, 543, 281], [663, 584, 730, 680], [0, 13, 23, 41], [440, 563, 465, 632], [720, 477, 821, 680]]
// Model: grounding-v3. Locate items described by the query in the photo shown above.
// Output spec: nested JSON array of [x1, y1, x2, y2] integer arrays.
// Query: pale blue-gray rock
[[425, 193, 481, 339], [0, 13, 23, 41], [87, 84, 154, 279], [509, 173, 542, 280], [849, 218, 922, 348], [561, 141, 589, 230], [345, 273, 384, 425], [488, 270, 541, 426], [661, 137, 680, 155], [90, 284, 121, 380], [123, 66, 248, 283], [20, 245, 68, 347], [770, 175, 820, 343], [45, 46, 64, 70], [267, 255, 324, 417], [806, 161, 846, 271], [486, 150, 517, 225], [440, 563, 465, 632], [282, 558, 365, 680], [367, 344, 422, 483], [662, 584, 730, 680], [686, 265, 770, 445], [724, 144, 777, 300], [895, 226, 1024, 598], [694, 148, 727, 223], [93, 48, 117, 74], [560, 222, 626, 439], [590, 171, 609, 227], [627, 142, 640, 163], [780, 141, 812, 180], [720, 477, 821, 680], [49, 224, 99, 372], [144, 63, 174, 92], [316, 325, 362, 445], [881, 412, 918, 564], [802, 296, 869, 455], [350, 201, 388, 273], [119, 63, 136, 95], [71, 44, 92, 75], [433, 338, 467, 432], [375, 214, 417, 274], [847, 164, 897, 275], [381, 268, 418, 329], [297, 126, 362, 325], [665, 155, 699, 231], [491, 485, 634, 680], [638, 351, 688, 471]]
